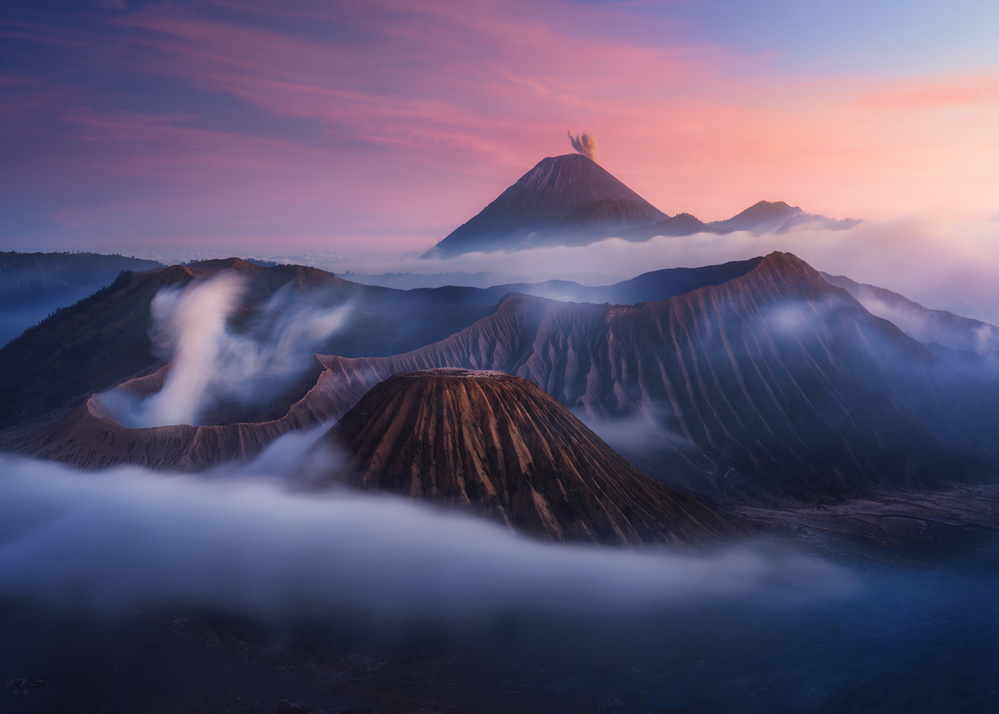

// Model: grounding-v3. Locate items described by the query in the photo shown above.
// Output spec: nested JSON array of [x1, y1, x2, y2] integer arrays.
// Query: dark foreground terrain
[[3, 499, 998, 714]]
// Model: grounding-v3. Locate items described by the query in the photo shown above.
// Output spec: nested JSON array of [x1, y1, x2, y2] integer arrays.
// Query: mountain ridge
[[0, 251, 165, 347], [307, 251, 999, 501], [19, 251, 999, 507], [424, 156, 858, 257]]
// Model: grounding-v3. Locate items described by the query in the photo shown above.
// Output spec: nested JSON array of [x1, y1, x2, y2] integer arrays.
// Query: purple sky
[[2, 0, 998, 257]]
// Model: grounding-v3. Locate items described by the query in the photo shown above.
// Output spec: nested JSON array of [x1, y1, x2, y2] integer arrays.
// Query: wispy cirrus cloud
[[859, 73, 999, 110], [1, 0, 998, 255]]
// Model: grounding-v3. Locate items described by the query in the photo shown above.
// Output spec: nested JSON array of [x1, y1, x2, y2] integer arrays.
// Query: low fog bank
[[3, 447, 998, 712], [573, 408, 694, 459], [240, 217, 999, 322], [0, 452, 855, 622], [129, 217, 999, 321], [106, 272, 353, 427]]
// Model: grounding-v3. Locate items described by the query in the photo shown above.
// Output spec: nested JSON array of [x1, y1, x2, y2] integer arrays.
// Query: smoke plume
[[568, 129, 599, 162], [119, 271, 353, 427]]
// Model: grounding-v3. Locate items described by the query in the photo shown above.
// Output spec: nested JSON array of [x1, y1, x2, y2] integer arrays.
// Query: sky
[[1, 0, 998, 256]]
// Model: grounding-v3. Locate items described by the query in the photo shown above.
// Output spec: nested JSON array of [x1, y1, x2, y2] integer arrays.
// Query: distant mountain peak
[[751, 199, 799, 212], [424, 155, 859, 257], [423, 154, 668, 258], [708, 201, 802, 234]]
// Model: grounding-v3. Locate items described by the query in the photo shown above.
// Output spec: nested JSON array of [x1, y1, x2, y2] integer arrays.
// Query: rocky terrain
[[0, 258, 348, 429], [310, 252, 999, 502], [1, 255, 760, 436], [12, 251, 999, 507], [323, 369, 733, 546]]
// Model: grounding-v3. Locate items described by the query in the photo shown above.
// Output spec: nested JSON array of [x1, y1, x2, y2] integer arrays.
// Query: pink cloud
[[110, 1, 743, 162], [859, 73, 999, 110], [5, 0, 999, 256]]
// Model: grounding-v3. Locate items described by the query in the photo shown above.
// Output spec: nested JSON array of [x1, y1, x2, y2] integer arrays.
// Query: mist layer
[[0, 453, 854, 620]]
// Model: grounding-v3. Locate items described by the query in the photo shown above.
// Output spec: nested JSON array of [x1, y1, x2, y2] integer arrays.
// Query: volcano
[[12, 251, 999, 507], [305, 252, 999, 502], [423, 155, 860, 258], [424, 154, 668, 257], [322, 368, 733, 546]]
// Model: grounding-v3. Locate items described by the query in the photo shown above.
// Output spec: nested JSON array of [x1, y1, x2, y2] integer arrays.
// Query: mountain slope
[[0, 258, 512, 431], [423, 156, 859, 257], [309, 252, 999, 502], [413, 257, 763, 306], [0, 251, 164, 346], [322, 369, 733, 546], [824, 272, 999, 382], [823, 272, 999, 354], [425, 154, 668, 257], [0, 258, 358, 430], [0, 251, 163, 308], [0, 255, 773, 433], [13, 252, 999, 507]]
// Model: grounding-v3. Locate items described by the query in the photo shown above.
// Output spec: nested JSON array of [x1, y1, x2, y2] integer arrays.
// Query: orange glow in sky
[[1, 0, 997, 253]]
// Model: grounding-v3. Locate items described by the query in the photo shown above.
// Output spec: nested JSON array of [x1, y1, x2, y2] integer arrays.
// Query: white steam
[[124, 272, 353, 427], [0, 452, 856, 620], [568, 129, 599, 162], [573, 407, 693, 453], [138, 272, 244, 426]]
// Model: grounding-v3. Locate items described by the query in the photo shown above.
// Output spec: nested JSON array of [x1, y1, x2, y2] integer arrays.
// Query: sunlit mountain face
[[2, 1, 999, 712]]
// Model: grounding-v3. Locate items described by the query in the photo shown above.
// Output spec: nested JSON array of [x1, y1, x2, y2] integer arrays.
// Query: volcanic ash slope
[[320, 368, 735, 547]]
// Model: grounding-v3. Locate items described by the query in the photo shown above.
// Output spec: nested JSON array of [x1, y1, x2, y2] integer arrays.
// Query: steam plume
[[120, 271, 353, 427], [138, 271, 245, 427], [568, 130, 599, 162]]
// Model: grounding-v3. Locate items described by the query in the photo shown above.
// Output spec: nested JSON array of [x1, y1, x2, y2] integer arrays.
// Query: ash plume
[[568, 129, 599, 162]]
